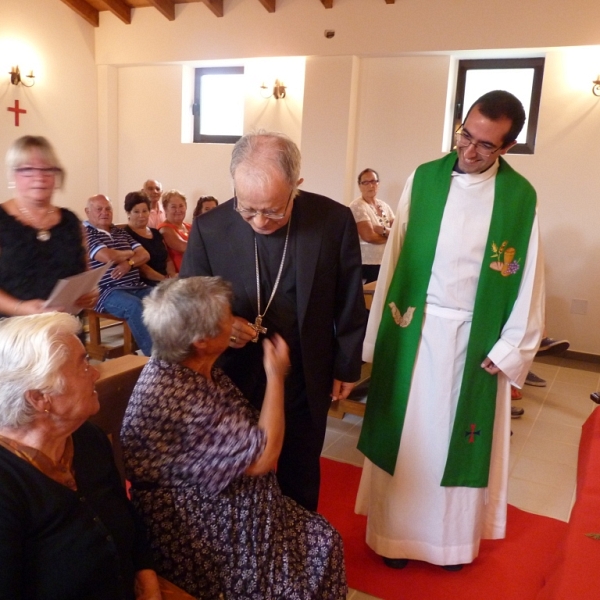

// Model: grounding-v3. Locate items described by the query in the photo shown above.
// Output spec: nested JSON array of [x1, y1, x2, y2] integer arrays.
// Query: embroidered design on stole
[[490, 240, 521, 276], [388, 303, 416, 328]]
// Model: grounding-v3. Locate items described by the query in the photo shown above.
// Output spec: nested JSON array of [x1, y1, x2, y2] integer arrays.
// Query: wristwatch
[[127, 259, 135, 267]]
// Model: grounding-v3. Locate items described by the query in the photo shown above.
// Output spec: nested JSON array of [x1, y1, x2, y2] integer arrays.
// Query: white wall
[[94, 0, 600, 64], [110, 57, 305, 223], [0, 0, 98, 218], [4, 0, 600, 354]]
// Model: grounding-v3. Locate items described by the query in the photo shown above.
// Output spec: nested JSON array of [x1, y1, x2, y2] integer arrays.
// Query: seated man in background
[[84, 194, 153, 356], [143, 179, 165, 228]]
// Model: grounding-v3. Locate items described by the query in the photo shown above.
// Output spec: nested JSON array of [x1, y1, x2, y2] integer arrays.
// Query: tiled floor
[[322, 356, 600, 600]]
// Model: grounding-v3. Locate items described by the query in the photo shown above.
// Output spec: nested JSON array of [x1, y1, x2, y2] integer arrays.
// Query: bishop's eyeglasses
[[234, 189, 294, 221]]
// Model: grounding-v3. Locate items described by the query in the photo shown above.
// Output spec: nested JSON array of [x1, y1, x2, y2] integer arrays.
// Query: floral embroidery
[[389, 302, 415, 327], [490, 240, 521, 277]]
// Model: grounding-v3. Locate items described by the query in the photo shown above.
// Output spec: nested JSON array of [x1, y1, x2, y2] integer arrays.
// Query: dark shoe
[[442, 564, 464, 572], [525, 371, 546, 387], [511, 406, 524, 419], [537, 337, 570, 356], [591, 392, 600, 404], [383, 557, 409, 569]]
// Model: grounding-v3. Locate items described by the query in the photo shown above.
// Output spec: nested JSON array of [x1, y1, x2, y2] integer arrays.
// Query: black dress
[[0, 422, 154, 599], [0, 206, 86, 316], [124, 226, 169, 286]]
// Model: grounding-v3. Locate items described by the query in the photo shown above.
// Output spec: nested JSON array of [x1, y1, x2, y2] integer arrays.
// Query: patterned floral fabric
[[121, 359, 347, 599]]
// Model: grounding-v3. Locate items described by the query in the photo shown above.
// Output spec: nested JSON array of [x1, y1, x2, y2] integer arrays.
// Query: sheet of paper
[[43, 263, 111, 314]]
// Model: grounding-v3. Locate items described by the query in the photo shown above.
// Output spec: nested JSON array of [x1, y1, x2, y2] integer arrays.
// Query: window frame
[[452, 58, 545, 155], [193, 66, 244, 144]]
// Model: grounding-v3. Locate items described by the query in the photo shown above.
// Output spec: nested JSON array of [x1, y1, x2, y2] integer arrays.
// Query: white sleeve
[[362, 172, 414, 362], [486, 210, 545, 387]]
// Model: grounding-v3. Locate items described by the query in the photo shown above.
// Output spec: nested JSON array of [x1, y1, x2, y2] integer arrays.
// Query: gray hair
[[5, 135, 65, 188], [0, 313, 81, 428], [143, 277, 233, 363], [230, 131, 301, 191]]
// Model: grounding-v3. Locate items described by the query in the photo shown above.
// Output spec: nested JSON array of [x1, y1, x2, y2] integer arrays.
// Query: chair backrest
[[89, 355, 148, 481]]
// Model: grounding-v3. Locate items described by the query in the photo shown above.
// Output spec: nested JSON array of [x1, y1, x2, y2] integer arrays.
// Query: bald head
[[85, 194, 113, 230], [230, 132, 302, 192]]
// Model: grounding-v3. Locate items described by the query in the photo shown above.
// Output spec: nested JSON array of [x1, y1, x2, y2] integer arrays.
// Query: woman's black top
[[0, 206, 86, 316], [124, 226, 169, 286]]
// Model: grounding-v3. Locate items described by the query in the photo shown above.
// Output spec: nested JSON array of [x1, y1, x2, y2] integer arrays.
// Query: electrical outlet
[[570, 299, 588, 315]]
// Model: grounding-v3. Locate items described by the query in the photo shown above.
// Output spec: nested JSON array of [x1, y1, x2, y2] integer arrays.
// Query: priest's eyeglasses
[[455, 127, 501, 158], [234, 189, 294, 221]]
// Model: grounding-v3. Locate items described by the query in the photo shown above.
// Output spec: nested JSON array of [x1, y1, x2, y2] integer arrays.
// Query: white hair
[[0, 313, 81, 428], [143, 277, 232, 363]]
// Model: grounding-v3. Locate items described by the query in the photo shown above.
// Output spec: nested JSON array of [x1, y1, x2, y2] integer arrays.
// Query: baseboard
[[564, 350, 600, 364]]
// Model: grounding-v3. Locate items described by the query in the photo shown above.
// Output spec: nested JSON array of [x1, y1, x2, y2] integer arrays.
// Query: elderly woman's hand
[[262, 334, 290, 380], [229, 316, 260, 348], [134, 569, 162, 600]]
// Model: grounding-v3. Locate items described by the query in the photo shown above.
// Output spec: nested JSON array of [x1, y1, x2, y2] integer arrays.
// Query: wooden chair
[[89, 354, 148, 482], [84, 309, 138, 361], [89, 355, 197, 600]]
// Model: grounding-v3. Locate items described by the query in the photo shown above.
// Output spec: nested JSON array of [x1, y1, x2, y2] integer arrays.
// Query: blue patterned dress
[[121, 359, 347, 599]]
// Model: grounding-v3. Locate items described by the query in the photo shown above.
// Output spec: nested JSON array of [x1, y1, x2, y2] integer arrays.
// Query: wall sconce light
[[593, 76, 600, 97], [9, 65, 35, 87], [260, 79, 286, 100]]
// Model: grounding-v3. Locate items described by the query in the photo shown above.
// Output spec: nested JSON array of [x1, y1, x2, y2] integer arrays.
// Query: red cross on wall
[[7, 100, 27, 126]]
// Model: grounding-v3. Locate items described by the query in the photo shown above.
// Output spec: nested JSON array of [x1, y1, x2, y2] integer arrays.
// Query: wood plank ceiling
[[59, 0, 396, 26]]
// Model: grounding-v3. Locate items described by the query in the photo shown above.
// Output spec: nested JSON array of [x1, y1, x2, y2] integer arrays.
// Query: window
[[452, 58, 545, 154], [193, 67, 244, 144]]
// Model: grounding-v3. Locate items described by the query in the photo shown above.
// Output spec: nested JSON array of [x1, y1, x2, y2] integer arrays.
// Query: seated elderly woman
[[0, 313, 161, 600], [121, 277, 347, 599], [158, 190, 191, 273]]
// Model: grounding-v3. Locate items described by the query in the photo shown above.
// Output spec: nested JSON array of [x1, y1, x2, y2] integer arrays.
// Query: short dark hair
[[193, 196, 219, 218], [466, 90, 526, 146], [124, 191, 151, 213], [357, 168, 379, 185]]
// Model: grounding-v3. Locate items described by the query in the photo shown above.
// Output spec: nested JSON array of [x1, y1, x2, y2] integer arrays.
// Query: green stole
[[357, 152, 537, 487]]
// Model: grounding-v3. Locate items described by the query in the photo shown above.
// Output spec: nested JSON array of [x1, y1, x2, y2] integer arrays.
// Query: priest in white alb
[[355, 90, 545, 571]]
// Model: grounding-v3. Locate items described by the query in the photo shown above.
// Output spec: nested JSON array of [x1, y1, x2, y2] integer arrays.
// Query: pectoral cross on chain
[[250, 315, 268, 342]]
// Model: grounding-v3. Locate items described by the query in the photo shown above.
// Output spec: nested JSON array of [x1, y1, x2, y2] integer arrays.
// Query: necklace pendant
[[36, 229, 51, 242], [250, 315, 268, 343]]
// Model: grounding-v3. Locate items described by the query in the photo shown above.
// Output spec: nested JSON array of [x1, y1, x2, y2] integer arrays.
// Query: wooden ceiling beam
[[200, 0, 224, 17], [59, 0, 99, 27], [102, 0, 132, 24], [147, 0, 176, 21], [257, 0, 276, 13], [321, 0, 333, 8]]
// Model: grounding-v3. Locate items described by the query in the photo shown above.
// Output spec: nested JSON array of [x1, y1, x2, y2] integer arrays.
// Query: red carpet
[[318, 458, 567, 600]]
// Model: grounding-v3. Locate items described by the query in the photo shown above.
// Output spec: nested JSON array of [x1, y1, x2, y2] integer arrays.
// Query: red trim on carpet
[[318, 457, 567, 600]]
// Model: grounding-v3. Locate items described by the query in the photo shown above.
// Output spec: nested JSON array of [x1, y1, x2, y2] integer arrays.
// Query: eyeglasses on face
[[234, 189, 294, 221], [359, 179, 379, 186], [14, 167, 62, 178], [455, 127, 502, 158]]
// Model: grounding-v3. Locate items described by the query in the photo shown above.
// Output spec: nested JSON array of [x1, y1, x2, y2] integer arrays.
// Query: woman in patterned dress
[[121, 276, 347, 599]]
